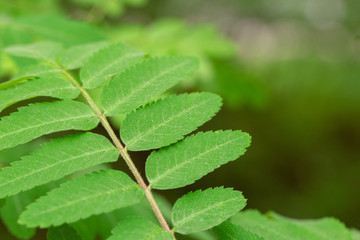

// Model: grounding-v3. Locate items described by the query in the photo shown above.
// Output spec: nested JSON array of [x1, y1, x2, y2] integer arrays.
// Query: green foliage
[[212, 221, 264, 240], [15, 15, 105, 47], [171, 187, 247, 234], [10, 64, 62, 82], [108, 217, 173, 240], [231, 210, 353, 240], [19, 170, 145, 228], [146, 130, 251, 189], [0, 133, 119, 199], [4, 42, 63, 62], [121, 93, 222, 151], [101, 56, 199, 116], [0, 100, 99, 151], [0, 77, 80, 111], [80, 43, 144, 89], [59, 41, 108, 70], [47, 225, 82, 240]]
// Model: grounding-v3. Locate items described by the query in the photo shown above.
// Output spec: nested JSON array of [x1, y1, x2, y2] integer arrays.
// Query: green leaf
[[0, 77, 80, 112], [146, 130, 251, 189], [0, 133, 119, 199], [121, 92, 222, 151], [231, 210, 352, 240], [11, 64, 62, 81], [352, 229, 360, 240], [80, 43, 144, 89], [60, 41, 108, 70], [101, 56, 199, 116], [16, 15, 105, 47], [212, 221, 264, 240], [5, 41, 63, 62], [0, 100, 99, 151], [172, 187, 246, 234], [47, 225, 82, 240], [19, 170, 145, 228], [269, 212, 352, 240], [108, 217, 173, 240]]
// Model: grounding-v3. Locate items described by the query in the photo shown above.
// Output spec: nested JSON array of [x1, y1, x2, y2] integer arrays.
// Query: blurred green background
[[0, 0, 359, 239]]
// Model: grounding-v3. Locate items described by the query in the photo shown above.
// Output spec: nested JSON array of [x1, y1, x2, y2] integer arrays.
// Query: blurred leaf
[[15, 15, 105, 47], [47, 225, 82, 240], [5, 42, 63, 62], [60, 41, 109, 70]]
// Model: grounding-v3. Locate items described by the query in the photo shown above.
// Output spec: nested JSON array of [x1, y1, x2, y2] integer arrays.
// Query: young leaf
[[121, 92, 222, 151], [108, 217, 173, 240], [172, 187, 246, 234], [16, 15, 105, 46], [80, 43, 144, 89], [146, 130, 251, 189], [212, 221, 264, 240], [0, 100, 99, 151], [5, 41, 63, 62], [101, 56, 199, 116], [0, 77, 80, 112], [60, 41, 108, 70], [47, 225, 82, 240], [0, 133, 119, 199], [19, 170, 145, 228]]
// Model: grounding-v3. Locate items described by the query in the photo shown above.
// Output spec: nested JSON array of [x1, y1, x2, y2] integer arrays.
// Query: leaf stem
[[59, 67, 173, 235]]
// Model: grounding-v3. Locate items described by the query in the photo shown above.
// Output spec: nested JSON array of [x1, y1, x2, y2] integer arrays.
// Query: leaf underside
[[172, 187, 247, 234], [19, 170, 145, 228], [146, 130, 251, 189], [108, 216, 173, 240], [0, 132, 119, 199], [101, 56, 199, 116], [0, 100, 99, 151], [121, 92, 222, 151], [80, 43, 145, 89]]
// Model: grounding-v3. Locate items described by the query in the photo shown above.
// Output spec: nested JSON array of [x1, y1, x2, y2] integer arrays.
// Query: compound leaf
[[0, 132, 119, 199], [121, 92, 222, 151], [0, 77, 80, 112], [108, 217, 173, 240], [60, 41, 108, 70], [80, 43, 144, 89], [172, 187, 246, 234], [0, 100, 99, 151], [19, 170, 145, 228], [146, 130, 251, 189], [102, 56, 199, 116], [212, 221, 264, 240], [5, 41, 63, 62], [47, 225, 82, 240]]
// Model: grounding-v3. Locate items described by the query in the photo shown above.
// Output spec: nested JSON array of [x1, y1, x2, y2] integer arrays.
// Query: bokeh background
[[0, 0, 360, 239]]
